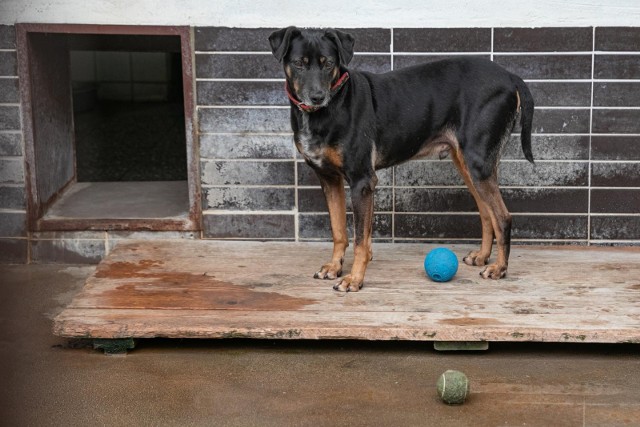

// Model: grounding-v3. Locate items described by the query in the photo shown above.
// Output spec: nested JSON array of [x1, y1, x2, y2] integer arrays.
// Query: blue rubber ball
[[424, 248, 459, 282]]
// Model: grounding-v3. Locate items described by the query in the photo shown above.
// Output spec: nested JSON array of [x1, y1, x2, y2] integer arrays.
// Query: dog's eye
[[324, 60, 335, 69], [293, 59, 305, 68]]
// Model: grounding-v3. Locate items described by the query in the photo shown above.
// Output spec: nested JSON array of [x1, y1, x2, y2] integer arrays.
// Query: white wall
[[1, 0, 639, 28]]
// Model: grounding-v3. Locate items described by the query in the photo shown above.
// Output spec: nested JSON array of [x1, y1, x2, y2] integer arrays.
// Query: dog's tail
[[513, 76, 535, 164]]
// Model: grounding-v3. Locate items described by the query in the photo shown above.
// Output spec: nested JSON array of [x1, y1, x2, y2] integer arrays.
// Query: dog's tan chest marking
[[295, 115, 343, 170], [296, 140, 342, 169], [322, 146, 343, 168]]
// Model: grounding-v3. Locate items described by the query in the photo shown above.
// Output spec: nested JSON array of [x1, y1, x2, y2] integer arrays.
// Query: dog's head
[[269, 26, 354, 109]]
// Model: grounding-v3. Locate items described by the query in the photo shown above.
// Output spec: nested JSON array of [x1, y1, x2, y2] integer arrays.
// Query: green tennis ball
[[436, 370, 470, 404]]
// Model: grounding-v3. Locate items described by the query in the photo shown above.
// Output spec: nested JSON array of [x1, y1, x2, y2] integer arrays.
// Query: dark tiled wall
[[0, 25, 28, 262], [4, 26, 640, 263], [195, 26, 640, 245]]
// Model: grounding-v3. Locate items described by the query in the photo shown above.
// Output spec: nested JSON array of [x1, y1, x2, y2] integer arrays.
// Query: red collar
[[285, 72, 350, 113]]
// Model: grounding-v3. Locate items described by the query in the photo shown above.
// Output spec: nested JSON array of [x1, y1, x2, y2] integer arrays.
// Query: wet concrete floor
[[1, 264, 639, 426]]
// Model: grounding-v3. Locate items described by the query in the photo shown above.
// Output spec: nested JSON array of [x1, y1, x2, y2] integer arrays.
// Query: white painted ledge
[[1, 0, 639, 28]]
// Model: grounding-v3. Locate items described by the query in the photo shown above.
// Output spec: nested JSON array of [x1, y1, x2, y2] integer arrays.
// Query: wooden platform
[[53, 240, 640, 344]]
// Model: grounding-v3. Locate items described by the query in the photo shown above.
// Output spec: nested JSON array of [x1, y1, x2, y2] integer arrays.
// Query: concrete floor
[[1, 264, 639, 427], [44, 181, 189, 220]]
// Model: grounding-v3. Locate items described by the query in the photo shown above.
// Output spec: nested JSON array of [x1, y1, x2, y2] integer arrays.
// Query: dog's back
[[355, 57, 534, 176]]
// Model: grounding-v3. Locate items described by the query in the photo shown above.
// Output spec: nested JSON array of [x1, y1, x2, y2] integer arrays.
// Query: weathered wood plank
[[66, 278, 638, 314], [54, 308, 639, 343]]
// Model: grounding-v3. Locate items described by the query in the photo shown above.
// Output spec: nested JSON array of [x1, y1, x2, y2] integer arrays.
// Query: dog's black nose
[[310, 92, 326, 105]]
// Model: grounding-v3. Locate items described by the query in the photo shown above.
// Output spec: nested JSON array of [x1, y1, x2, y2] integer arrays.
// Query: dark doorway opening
[[72, 49, 186, 182], [17, 25, 200, 231]]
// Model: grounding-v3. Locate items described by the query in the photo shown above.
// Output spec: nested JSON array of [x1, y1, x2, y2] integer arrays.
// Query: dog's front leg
[[314, 173, 348, 280], [333, 175, 376, 292]]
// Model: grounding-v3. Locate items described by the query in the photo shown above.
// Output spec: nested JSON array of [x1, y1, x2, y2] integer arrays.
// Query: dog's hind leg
[[474, 177, 512, 279], [451, 137, 512, 279], [453, 91, 519, 279], [314, 173, 349, 280], [451, 148, 494, 267]]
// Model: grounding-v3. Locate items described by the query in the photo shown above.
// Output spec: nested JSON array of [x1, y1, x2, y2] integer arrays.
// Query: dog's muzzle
[[285, 72, 350, 113]]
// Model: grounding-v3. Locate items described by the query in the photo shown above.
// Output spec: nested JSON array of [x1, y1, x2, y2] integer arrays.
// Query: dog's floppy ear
[[324, 29, 355, 65], [269, 26, 300, 63]]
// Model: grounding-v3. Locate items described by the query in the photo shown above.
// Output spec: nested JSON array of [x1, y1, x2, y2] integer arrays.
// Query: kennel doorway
[[17, 24, 200, 232]]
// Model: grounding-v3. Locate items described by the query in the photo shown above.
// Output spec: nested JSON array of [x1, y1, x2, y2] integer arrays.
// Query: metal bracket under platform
[[434, 341, 489, 351], [93, 338, 137, 355]]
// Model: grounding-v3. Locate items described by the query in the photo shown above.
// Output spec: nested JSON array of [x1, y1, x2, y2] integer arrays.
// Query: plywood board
[[53, 240, 640, 344]]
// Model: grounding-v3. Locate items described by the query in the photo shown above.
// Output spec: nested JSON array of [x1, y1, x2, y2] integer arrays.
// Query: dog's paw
[[314, 262, 342, 280], [332, 274, 363, 292], [463, 251, 489, 266], [480, 263, 507, 280]]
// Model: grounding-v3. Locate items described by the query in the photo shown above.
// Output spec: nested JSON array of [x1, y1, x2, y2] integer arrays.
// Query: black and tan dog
[[269, 27, 534, 292]]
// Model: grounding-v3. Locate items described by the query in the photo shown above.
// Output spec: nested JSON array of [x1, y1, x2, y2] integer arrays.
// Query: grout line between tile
[[294, 143, 299, 243], [490, 27, 494, 62], [588, 27, 596, 245], [390, 28, 395, 242]]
